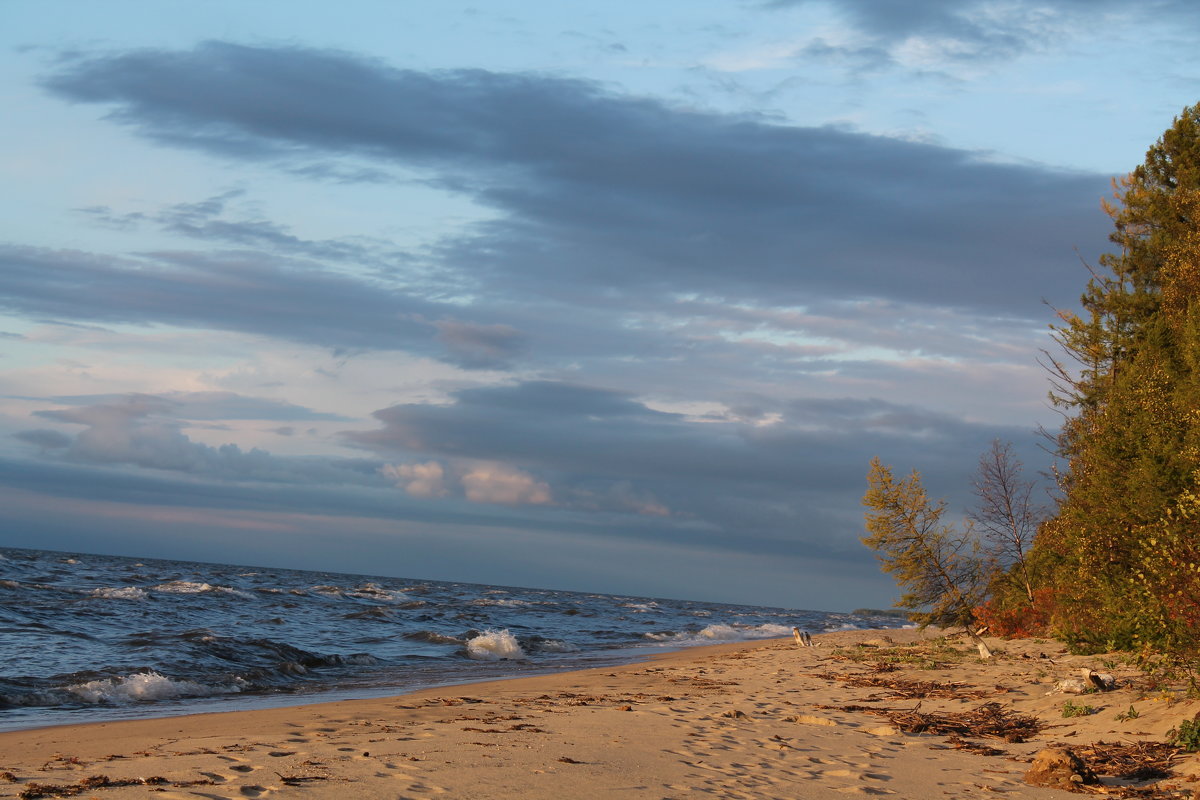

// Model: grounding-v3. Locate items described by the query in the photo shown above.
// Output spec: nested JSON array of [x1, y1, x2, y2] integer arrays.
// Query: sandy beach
[[3, 627, 1198, 799]]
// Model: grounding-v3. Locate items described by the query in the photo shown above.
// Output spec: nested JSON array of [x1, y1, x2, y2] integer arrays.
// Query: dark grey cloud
[[13, 429, 72, 450], [0, 243, 441, 353], [42, 42, 1110, 317], [345, 379, 1042, 554], [29, 394, 375, 483]]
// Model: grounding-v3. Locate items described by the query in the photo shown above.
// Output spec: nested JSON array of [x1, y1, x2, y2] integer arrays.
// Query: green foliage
[[861, 458, 988, 632], [1061, 700, 1097, 718], [1167, 718, 1200, 751], [1036, 102, 1200, 662], [1116, 705, 1140, 722]]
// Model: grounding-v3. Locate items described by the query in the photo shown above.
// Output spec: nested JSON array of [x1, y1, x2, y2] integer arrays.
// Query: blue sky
[[1, 0, 1197, 609]]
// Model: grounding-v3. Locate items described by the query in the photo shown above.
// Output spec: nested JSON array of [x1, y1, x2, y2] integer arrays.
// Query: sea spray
[[65, 672, 239, 704], [465, 630, 526, 661]]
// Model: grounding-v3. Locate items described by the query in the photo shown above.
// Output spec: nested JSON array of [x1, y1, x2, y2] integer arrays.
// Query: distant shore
[[2, 627, 1196, 799]]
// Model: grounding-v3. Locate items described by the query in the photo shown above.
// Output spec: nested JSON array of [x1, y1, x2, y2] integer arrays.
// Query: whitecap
[[152, 581, 250, 598], [622, 602, 659, 613], [90, 587, 148, 600], [538, 639, 580, 653], [348, 583, 411, 602], [65, 672, 238, 704], [465, 629, 526, 661], [644, 623, 794, 645], [471, 597, 529, 607]]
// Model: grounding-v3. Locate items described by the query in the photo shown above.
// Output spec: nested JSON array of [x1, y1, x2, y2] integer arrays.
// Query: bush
[[973, 587, 1055, 638]]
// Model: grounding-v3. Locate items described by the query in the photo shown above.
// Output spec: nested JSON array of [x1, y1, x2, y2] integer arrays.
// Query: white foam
[[472, 597, 529, 607], [152, 581, 250, 598], [645, 623, 795, 645], [348, 583, 411, 602], [539, 639, 580, 653], [65, 672, 238, 704], [90, 587, 148, 600], [466, 629, 526, 661], [622, 602, 659, 613]]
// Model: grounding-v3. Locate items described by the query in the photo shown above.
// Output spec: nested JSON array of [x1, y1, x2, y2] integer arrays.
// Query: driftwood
[[812, 672, 992, 700], [17, 775, 182, 798], [1067, 740, 1183, 782], [818, 701, 1043, 743]]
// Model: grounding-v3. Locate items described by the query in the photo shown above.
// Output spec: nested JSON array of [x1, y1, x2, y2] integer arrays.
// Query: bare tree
[[968, 440, 1042, 606]]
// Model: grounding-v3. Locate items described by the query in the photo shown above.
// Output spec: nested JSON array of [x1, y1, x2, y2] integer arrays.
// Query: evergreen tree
[[861, 458, 989, 645], [1038, 103, 1200, 655]]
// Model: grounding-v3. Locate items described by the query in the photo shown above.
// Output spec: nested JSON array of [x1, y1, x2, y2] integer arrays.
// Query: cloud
[[28, 394, 377, 484], [0, 243, 436, 353], [761, 0, 1195, 66], [381, 460, 449, 498], [77, 190, 403, 267], [345, 379, 1042, 554], [40, 42, 1110, 319], [13, 429, 72, 450], [382, 458, 553, 506], [461, 462, 553, 506], [44, 391, 348, 422], [432, 319, 527, 369]]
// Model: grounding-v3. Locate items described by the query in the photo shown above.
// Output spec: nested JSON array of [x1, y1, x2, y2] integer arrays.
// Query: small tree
[[968, 439, 1042, 606], [862, 457, 991, 654]]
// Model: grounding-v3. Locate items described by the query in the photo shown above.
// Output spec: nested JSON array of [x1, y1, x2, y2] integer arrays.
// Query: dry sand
[[3, 627, 1200, 799]]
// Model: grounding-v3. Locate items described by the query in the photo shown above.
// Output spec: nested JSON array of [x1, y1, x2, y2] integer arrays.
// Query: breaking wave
[[153, 581, 250, 598], [65, 672, 241, 704], [90, 587, 148, 600], [465, 630, 526, 661], [644, 623, 794, 645]]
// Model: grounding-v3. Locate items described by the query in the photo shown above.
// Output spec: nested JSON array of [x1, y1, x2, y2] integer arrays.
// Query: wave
[[403, 631, 463, 645], [347, 583, 411, 603], [90, 587, 148, 600], [621, 602, 660, 613], [644, 623, 794, 645], [471, 597, 530, 607], [343, 606, 393, 620], [152, 581, 250, 598], [465, 629, 526, 661], [64, 671, 241, 704]]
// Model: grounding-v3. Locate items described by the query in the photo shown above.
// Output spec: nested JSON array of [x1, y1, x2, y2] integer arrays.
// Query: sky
[[1, 0, 1197, 610]]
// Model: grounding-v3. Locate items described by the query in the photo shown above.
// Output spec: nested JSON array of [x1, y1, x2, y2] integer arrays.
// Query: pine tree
[[861, 458, 989, 644], [1038, 103, 1200, 654]]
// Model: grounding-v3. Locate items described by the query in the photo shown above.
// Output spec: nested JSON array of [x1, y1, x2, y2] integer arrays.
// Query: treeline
[[864, 102, 1200, 670]]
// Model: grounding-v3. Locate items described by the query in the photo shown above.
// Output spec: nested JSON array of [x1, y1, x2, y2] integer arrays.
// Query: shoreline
[[3, 627, 1198, 798], [0, 636, 816, 735]]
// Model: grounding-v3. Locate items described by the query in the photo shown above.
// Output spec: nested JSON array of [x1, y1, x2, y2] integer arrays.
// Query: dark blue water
[[0, 547, 905, 731]]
